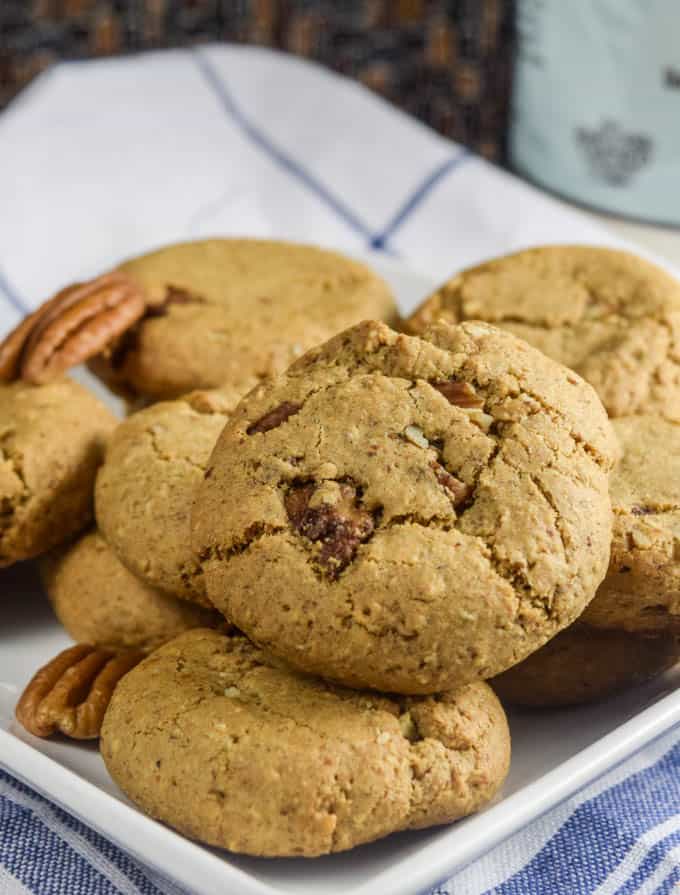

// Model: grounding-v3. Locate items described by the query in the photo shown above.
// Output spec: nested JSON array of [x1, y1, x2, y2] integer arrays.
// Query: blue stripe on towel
[[0, 770, 167, 895], [0, 793, 118, 894], [483, 739, 680, 895], [190, 50, 471, 257], [655, 865, 680, 895], [0, 268, 28, 315], [616, 827, 680, 895], [192, 49, 376, 243], [370, 150, 471, 250]]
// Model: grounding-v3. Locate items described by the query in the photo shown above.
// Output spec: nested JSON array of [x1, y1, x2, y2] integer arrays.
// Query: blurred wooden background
[[0, 1, 515, 162]]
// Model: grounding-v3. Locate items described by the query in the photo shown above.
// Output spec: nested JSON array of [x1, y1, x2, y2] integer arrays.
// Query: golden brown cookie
[[0, 379, 116, 567], [405, 246, 680, 420], [492, 624, 679, 708], [41, 530, 222, 652], [192, 320, 617, 694], [90, 239, 398, 401], [96, 389, 238, 605], [100, 629, 510, 857], [582, 415, 680, 634]]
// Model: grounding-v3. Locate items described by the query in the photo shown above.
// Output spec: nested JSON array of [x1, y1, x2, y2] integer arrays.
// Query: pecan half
[[0, 272, 147, 384], [15, 644, 143, 739]]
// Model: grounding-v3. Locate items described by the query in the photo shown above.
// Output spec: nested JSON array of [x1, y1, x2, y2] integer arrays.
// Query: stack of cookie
[[3, 240, 679, 858], [405, 247, 680, 707]]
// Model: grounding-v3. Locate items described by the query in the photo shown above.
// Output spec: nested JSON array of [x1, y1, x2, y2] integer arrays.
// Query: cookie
[[404, 246, 680, 420], [90, 239, 398, 401], [100, 629, 510, 857], [582, 415, 680, 634], [96, 389, 238, 605], [0, 379, 116, 567], [41, 530, 222, 652], [492, 624, 679, 708], [192, 319, 617, 694]]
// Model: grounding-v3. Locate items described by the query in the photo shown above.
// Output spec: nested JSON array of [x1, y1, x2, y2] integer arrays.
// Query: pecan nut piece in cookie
[[284, 479, 376, 578], [16, 643, 143, 739], [0, 272, 146, 384]]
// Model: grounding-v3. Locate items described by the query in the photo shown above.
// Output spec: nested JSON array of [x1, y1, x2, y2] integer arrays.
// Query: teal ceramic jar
[[511, 0, 680, 226]]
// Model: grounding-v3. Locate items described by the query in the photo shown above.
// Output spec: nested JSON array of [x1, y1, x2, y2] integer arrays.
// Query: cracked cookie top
[[192, 320, 617, 693], [89, 238, 398, 401], [405, 246, 680, 420], [0, 379, 116, 567], [582, 414, 680, 634], [100, 628, 510, 857], [96, 387, 240, 605]]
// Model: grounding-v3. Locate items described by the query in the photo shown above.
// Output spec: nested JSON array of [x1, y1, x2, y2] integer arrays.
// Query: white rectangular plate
[[2, 256, 680, 895]]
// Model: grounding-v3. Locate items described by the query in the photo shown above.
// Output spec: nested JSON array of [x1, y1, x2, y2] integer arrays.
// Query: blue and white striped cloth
[[0, 45, 678, 895], [2, 728, 679, 895]]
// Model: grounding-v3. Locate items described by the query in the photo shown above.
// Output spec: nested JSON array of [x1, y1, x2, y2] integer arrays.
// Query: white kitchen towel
[[0, 45, 678, 895], [0, 43, 633, 318]]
